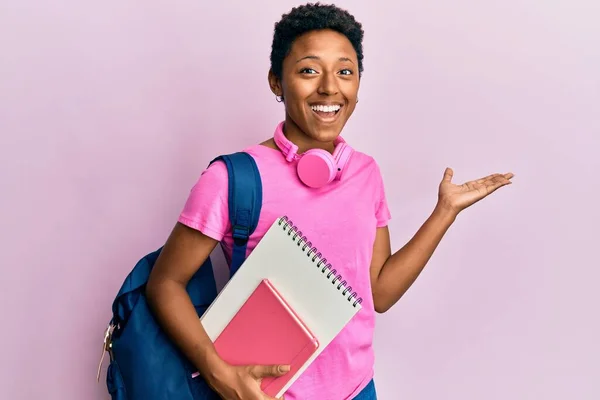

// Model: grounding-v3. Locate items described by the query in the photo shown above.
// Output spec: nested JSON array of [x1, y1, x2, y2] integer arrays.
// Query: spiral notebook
[[198, 216, 363, 398]]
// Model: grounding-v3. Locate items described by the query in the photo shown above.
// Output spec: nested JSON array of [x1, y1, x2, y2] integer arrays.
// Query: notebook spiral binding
[[277, 216, 363, 308]]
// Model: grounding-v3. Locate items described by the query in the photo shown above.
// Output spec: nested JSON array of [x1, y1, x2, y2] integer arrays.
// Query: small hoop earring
[[276, 95, 284, 103]]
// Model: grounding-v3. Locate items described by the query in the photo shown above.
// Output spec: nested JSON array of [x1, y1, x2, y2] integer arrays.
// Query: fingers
[[493, 173, 513, 187], [442, 167, 454, 182], [249, 364, 290, 379], [484, 175, 512, 194], [475, 173, 501, 184], [476, 172, 514, 184]]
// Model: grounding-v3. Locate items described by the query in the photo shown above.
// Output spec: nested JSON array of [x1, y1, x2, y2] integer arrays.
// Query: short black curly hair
[[270, 2, 364, 80]]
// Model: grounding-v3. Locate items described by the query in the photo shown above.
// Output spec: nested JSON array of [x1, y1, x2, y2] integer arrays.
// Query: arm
[[369, 205, 456, 313], [370, 168, 514, 313], [146, 222, 225, 381], [146, 223, 289, 400]]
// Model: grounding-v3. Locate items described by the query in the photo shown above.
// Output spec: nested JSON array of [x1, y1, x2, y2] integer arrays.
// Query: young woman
[[146, 3, 513, 400]]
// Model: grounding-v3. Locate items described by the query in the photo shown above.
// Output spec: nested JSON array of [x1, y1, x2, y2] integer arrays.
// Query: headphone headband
[[273, 121, 346, 160], [272, 121, 354, 188]]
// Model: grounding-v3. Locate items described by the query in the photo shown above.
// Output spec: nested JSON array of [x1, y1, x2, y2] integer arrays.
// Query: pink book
[[212, 279, 319, 397]]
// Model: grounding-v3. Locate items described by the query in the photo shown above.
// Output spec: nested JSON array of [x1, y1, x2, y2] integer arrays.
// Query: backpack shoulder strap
[[111, 152, 262, 322], [209, 151, 262, 276]]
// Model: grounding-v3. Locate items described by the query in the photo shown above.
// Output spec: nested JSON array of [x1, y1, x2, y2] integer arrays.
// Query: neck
[[282, 115, 335, 155]]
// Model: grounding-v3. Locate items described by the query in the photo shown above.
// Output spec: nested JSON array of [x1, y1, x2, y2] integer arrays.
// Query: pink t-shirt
[[178, 143, 391, 400]]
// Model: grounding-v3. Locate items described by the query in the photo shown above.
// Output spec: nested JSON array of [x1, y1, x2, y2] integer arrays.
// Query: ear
[[268, 69, 283, 97]]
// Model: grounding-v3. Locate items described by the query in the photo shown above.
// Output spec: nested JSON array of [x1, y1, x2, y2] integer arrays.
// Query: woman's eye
[[339, 69, 353, 75], [300, 68, 317, 74]]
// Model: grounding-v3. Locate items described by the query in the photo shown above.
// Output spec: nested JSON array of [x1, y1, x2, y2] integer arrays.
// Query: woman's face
[[269, 29, 360, 149]]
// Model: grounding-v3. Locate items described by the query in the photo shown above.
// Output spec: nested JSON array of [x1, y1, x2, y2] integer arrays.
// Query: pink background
[[1, 1, 598, 399]]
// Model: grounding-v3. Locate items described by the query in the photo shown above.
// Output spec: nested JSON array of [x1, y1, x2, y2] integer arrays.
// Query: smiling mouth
[[310, 104, 342, 122]]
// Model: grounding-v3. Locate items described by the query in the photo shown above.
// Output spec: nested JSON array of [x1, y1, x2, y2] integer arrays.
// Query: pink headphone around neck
[[273, 121, 354, 188]]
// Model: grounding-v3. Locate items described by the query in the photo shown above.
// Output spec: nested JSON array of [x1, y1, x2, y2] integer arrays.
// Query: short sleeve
[[374, 162, 392, 228], [177, 160, 230, 241]]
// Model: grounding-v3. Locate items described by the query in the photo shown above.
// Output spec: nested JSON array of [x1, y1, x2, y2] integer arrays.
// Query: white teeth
[[311, 104, 341, 113]]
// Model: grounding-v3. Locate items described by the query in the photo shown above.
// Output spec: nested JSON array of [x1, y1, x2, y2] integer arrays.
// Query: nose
[[317, 71, 339, 96]]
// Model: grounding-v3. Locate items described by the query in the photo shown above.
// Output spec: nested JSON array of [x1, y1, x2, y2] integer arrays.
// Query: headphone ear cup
[[333, 143, 354, 181], [296, 149, 337, 188]]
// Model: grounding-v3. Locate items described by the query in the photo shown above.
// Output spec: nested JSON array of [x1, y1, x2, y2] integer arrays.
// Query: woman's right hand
[[208, 362, 290, 400]]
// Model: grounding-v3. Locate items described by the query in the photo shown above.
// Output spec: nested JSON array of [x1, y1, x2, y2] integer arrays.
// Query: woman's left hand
[[437, 167, 514, 215]]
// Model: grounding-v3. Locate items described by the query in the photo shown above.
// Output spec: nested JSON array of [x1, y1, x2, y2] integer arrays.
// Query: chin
[[306, 124, 344, 142], [306, 110, 350, 141]]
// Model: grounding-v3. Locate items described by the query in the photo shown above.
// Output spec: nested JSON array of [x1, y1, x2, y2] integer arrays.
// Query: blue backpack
[[98, 152, 263, 400]]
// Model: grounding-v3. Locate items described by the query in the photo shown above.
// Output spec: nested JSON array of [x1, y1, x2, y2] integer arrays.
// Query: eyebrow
[[296, 55, 354, 64]]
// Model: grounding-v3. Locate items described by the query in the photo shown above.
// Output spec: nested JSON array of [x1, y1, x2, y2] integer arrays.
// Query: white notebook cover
[[199, 216, 363, 397]]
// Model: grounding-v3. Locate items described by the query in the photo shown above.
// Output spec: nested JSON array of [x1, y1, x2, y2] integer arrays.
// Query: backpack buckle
[[96, 322, 116, 382], [232, 225, 250, 242]]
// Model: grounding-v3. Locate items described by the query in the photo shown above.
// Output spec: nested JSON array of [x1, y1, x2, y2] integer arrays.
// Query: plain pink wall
[[1, 0, 598, 399]]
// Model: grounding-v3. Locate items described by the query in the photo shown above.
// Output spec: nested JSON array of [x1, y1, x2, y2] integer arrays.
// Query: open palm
[[438, 168, 514, 213]]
